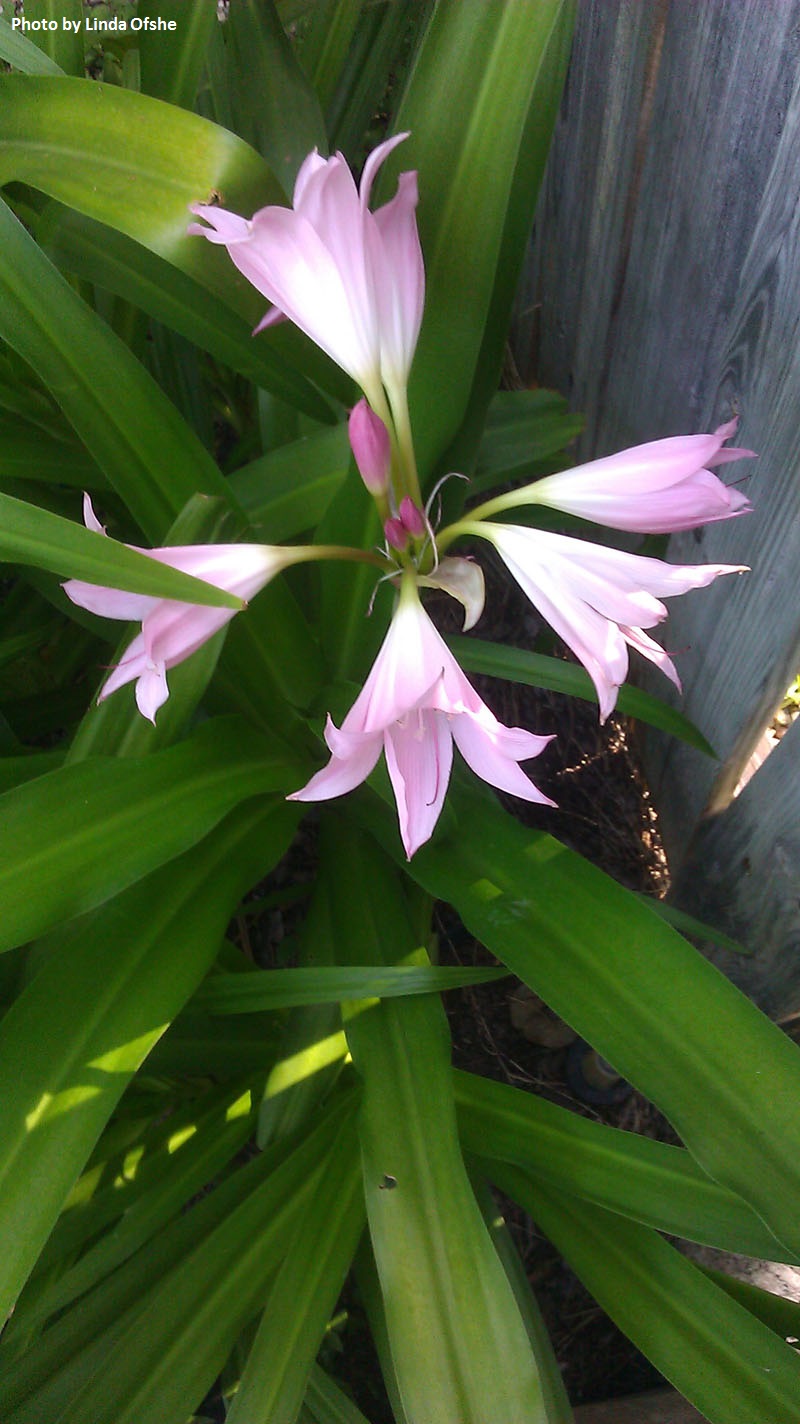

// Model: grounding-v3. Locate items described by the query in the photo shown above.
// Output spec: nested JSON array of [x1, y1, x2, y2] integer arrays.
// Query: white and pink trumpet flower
[[63, 496, 301, 723], [290, 571, 553, 858], [190, 135, 424, 411]]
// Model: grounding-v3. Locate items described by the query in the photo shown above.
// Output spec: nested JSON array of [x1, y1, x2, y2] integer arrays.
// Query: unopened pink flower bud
[[349, 399, 391, 495], [398, 495, 426, 538], [384, 516, 408, 551]]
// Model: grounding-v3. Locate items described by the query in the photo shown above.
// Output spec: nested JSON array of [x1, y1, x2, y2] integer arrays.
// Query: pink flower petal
[[135, 660, 169, 724], [65, 497, 283, 722], [517, 418, 754, 532], [619, 625, 682, 692], [359, 132, 410, 209], [187, 205, 252, 244], [83, 492, 106, 534], [293, 148, 330, 207], [452, 716, 555, 806], [63, 579, 157, 621], [97, 633, 148, 702], [190, 137, 424, 398], [289, 721, 383, 802], [485, 522, 746, 720], [290, 580, 552, 854], [384, 708, 453, 859], [371, 170, 425, 386]]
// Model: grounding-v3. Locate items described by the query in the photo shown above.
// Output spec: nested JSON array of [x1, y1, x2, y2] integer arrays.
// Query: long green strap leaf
[[0, 74, 352, 404], [470, 1172, 574, 1424], [699, 1264, 800, 1342], [0, 76, 281, 302], [455, 1071, 792, 1261], [221, 0, 327, 194], [0, 15, 64, 73], [38, 205, 335, 423], [226, 1111, 364, 1424], [303, 1363, 374, 1424], [298, 0, 365, 116], [0, 716, 302, 954], [0, 490, 241, 608], [324, 822, 549, 1424], [193, 962, 507, 1014], [386, 0, 574, 477], [369, 779, 800, 1258], [0, 798, 299, 1326], [497, 1165, 800, 1424], [256, 880, 348, 1151], [23, 0, 83, 73], [441, 5, 576, 475], [0, 196, 231, 540], [473, 389, 584, 489], [0, 1103, 352, 1419], [448, 635, 717, 756], [0, 414, 105, 489], [7, 1084, 259, 1343], [137, 0, 217, 108], [54, 1097, 359, 1424], [230, 423, 349, 536]]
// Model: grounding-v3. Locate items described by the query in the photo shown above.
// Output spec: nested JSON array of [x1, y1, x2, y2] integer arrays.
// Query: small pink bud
[[399, 496, 426, 538], [349, 399, 391, 495], [384, 517, 408, 551]]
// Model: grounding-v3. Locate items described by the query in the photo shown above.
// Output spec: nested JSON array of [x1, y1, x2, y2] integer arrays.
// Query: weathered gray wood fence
[[517, 0, 800, 1014]]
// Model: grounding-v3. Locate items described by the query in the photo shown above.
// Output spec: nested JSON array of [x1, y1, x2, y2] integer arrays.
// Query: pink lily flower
[[189, 135, 424, 408], [508, 418, 753, 533], [63, 496, 293, 723], [475, 522, 747, 722], [289, 574, 554, 859]]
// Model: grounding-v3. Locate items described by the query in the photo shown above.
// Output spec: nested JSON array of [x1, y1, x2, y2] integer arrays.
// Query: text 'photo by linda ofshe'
[[8, 11, 177, 33]]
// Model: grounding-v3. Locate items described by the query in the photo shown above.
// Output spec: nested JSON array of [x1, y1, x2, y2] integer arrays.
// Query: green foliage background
[[0, 4, 799, 1422]]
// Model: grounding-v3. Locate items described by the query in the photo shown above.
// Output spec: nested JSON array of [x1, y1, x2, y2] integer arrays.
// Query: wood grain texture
[[649, 50, 800, 840], [518, 0, 800, 1009], [515, 0, 662, 401], [670, 715, 800, 1017]]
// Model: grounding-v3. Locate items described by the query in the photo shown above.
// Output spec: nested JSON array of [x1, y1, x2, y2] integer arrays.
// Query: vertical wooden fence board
[[515, 0, 660, 400], [587, 0, 800, 451], [669, 715, 800, 1018], [519, 0, 800, 1005], [524, 0, 800, 837], [652, 54, 800, 839]]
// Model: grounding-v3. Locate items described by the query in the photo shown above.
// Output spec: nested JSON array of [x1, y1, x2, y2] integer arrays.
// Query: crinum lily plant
[[95, 133, 748, 857], [4, 13, 800, 1424]]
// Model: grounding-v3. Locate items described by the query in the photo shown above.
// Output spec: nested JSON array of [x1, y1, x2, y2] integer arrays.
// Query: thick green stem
[[386, 382, 423, 511], [435, 518, 491, 558], [293, 543, 392, 573]]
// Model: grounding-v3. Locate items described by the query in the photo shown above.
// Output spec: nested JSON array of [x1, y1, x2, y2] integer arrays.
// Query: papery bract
[[417, 557, 486, 631], [63, 496, 292, 723], [189, 135, 425, 407], [289, 576, 553, 858], [508, 418, 753, 532], [477, 522, 747, 721]]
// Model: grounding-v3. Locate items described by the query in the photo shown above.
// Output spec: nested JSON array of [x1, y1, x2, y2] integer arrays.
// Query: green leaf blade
[[500, 1168, 800, 1424], [448, 636, 717, 756], [0, 717, 302, 954], [384, 781, 800, 1259]]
